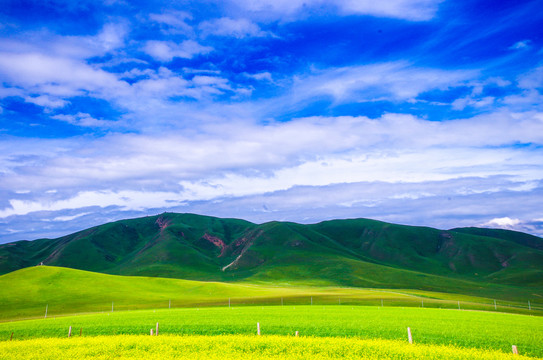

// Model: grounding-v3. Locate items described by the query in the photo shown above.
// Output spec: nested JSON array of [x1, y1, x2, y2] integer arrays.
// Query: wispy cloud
[[509, 40, 532, 50], [290, 62, 477, 104], [0, 190, 187, 218], [149, 11, 194, 35], [199, 17, 271, 38], [51, 112, 119, 128], [24, 95, 69, 109], [142, 40, 213, 62], [222, 0, 444, 21], [0, 51, 128, 100]]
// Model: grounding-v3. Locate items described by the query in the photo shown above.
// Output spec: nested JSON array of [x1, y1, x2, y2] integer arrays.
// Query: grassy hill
[[0, 266, 297, 320], [3, 266, 525, 321], [1, 213, 542, 300]]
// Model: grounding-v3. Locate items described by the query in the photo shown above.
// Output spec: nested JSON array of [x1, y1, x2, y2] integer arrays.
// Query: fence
[[30, 295, 543, 322]]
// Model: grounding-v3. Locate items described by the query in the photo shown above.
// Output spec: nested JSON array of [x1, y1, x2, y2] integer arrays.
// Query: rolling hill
[[1, 213, 542, 300], [5, 265, 514, 320]]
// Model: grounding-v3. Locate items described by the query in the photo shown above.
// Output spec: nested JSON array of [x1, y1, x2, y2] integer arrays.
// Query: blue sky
[[1, 0, 543, 242]]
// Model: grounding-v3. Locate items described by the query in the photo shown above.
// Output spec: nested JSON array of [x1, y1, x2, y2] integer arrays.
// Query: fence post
[[156, 322, 159, 336], [68, 326, 72, 338], [150, 329, 153, 336], [407, 327, 413, 344], [494, 299, 497, 310], [295, 331, 299, 337], [10, 332, 13, 341], [257, 322, 261, 336], [512, 345, 519, 354], [112, 302, 114, 312], [528, 301, 531, 311], [45, 304, 48, 319]]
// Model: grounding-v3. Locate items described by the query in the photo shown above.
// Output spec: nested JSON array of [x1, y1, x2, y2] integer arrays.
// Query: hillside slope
[[1, 213, 542, 299], [0, 266, 537, 321]]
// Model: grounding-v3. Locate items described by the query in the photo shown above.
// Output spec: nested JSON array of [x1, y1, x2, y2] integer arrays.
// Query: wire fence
[[20, 295, 541, 322]]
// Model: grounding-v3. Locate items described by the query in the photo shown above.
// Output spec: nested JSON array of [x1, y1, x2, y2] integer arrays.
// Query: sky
[[1, 0, 543, 243]]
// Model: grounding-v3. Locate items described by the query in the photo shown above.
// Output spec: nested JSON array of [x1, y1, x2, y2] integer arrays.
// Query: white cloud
[[244, 72, 274, 82], [6, 176, 543, 241], [223, 0, 443, 21], [1, 107, 542, 238], [125, 67, 237, 101], [142, 40, 213, 62], [517, 66, 543, 89], [0, 38, 223, 120], [290, 62, 476, 104], [0, 190, 187, 218], [452, 96, 494, 111], [176, 143, 542, 201], [478, 216, 543, 236], [51, 112, 119, 128], [336, 0, 443, 20], [1, 111, 542, 203], [149, 11, 193, 35], [190, 76, 222, 86], [199, 17, 269, 38], [182, 68, 222, 75], [483, 217, 521, 228], [509, 40, 531, 50], [130, 67, 190, 97], [0, 22, 129, 60], [25, 95, 68, 109], [94, 23, 128, 53], [52, 212, 92, 222], [503, 90, 543, 107], [0, 51, 127, 98]]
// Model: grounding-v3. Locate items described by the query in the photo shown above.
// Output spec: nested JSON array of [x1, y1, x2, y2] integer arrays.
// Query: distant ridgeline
[[1, 213, 542, 298]]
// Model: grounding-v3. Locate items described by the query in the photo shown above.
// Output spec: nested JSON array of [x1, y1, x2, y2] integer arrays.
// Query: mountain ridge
[[1, 212, 542, 300]]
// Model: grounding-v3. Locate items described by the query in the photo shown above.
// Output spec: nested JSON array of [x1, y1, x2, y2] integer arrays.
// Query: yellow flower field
[[1, 335, 538, 360]]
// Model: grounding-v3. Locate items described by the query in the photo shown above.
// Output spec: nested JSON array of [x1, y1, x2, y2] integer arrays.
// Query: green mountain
[[1, 213, 542, 300]]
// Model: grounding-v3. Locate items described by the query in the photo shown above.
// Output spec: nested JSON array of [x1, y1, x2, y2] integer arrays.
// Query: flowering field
[[1, 306, 542, 358], [1, 334, 539, 360]]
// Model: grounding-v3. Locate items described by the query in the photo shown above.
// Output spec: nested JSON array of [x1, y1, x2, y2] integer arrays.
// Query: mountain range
[[1, 213, 542, 300]]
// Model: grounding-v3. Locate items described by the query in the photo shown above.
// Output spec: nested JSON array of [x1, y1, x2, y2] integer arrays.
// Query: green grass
[[1, 306, 542, 358], [2, 266, 542, 358], [1, 266, 540, 321]]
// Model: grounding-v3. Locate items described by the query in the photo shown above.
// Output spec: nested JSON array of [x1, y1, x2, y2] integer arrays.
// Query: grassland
[[1, 266, 540, 321], [2, 266, 542, 359], [2, 306, 542, 357], [2, 213, 542, 359], [1, 334, 539, 360]]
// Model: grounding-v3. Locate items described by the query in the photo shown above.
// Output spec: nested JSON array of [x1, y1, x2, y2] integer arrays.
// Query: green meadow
[[1, 266, 539, 321], [1, 306, 542, 358], [1, 266, 542, 359]]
